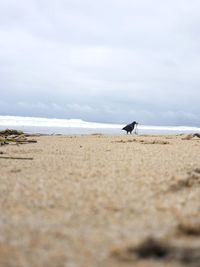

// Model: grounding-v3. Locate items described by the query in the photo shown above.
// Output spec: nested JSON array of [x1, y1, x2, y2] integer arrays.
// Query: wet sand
[[0, 134, 200, 267]]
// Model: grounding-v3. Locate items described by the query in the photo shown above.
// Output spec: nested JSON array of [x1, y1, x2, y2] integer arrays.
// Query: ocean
[[0, 115, 200, 135]]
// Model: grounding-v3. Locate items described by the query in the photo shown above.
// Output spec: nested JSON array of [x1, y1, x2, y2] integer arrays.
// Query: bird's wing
[[122, 125, 131, 131]]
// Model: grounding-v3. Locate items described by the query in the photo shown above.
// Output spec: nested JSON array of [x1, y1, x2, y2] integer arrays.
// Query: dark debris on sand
[[177, 219, 200, 237], [0, 129, 37, 146], [182, 133, 200, 140], [168, 168, 200, 192], [111, 237, 200, 267], [0, 129, 24, 136], [112, 139, 170, 145]]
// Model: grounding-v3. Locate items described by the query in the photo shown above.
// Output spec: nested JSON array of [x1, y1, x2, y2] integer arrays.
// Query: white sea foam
[[0, 115, 200, 134], [0, 115, 123, 128]]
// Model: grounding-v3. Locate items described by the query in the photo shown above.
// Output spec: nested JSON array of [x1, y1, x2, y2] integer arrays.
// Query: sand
[[0, 134, 200, 267]]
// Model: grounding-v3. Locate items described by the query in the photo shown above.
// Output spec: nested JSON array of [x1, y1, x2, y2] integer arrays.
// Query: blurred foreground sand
[[0, 134, 200, 267]]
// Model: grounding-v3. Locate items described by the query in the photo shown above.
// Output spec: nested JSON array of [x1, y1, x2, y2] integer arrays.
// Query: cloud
[[0, 0, 200, 125], [67, 103, 94, 112]]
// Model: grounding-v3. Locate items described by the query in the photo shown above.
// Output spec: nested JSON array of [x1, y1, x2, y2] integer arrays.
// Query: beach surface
[[0, 134, 200, 267]]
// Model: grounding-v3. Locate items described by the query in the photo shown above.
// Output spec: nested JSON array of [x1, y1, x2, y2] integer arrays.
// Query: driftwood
[[0, 156, 33, 160], [16, 140, 37, 144], [0, 129, 24, 136], [0, 129, 37, 146]]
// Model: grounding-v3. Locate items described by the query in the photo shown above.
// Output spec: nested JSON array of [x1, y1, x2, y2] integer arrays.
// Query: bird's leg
[[135, 125, 138, 135]]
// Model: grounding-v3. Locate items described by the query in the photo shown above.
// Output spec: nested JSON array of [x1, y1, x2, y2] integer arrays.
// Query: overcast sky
[[0, 0, 200, 125]]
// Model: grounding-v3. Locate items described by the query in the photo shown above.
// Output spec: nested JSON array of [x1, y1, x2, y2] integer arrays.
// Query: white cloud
[[18, 101, 49, 110], [66, 103, 94, 112], [0, 0, 200, 125]]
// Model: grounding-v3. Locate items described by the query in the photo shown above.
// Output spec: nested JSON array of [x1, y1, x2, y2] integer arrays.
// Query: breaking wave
[[0, 115, 200, 134]]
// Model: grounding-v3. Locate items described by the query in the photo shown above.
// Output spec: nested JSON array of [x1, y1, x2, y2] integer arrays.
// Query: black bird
[[122, 121, 138, 134]]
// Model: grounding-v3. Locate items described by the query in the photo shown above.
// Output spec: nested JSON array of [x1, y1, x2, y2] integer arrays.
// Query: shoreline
[[0, 126, 199, 136]]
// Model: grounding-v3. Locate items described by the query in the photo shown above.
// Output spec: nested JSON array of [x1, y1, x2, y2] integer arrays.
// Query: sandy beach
[[0, 134, 200, 267]]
